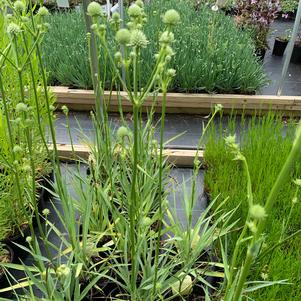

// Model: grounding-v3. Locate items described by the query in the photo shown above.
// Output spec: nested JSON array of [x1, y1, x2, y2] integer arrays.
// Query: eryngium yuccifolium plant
[[42, 0, 267, 93]]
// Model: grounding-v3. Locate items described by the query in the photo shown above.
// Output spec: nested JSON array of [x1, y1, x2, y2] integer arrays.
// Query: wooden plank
[[51, 86, 301, 115], [54, 144, 203, 167]]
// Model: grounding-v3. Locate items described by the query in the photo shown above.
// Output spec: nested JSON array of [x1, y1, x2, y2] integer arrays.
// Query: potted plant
[[235, 0, 281, 61], [0, 2, 54, 256], [272, 28, 292, 56], [279, 0, 298, 20], [291, 34, 301, 64], [0, 243, 14, 298]]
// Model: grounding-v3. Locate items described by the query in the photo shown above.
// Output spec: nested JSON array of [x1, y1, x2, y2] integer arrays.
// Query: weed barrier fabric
[[2, 164, 212, 299]]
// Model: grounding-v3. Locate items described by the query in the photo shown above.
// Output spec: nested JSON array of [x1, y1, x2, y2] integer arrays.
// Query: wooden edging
[[51, 86, 301, 115], [55, 144, 203, 167]]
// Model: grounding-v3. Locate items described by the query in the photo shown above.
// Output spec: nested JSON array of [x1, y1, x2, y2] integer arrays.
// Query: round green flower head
[[56, 264, 70, 277], [250, 204, 266, 220], [135, 0, 144, 7], [117, 126, 130, 140], [61, 105, 69, 115], [112, 12, 120, 22], [37, 6, 49, 17], [128, 4, 142, 18], [13, 145, 23, 153], [159, 31, 175, 44], [114, 51, 122, 62], [14, 0, 25, 12], [163, 9, 180, 26], [7, 22, 21, 35], [16, 102, 28, 113], [167, 68, 176, 78], [87, 1, 103, 17], [116, 28, 131, 45], [130, 29, 148, 48]]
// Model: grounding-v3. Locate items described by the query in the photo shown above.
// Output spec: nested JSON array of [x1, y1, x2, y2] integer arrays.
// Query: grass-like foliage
[[205, 113, 301, 300], [42, 0, 267, 93]]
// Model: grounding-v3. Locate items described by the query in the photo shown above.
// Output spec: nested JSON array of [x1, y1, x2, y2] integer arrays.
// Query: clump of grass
[[204, 112, 301, 300], [42, 0, 267, 93]]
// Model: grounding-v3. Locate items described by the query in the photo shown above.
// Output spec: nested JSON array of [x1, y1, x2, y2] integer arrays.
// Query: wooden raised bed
[[51, 86, 301, 115], [55, 144, 203, 168]]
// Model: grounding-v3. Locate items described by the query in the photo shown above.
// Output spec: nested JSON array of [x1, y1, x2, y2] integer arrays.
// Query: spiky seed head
[[163, 9, 180, 26], [56, 264, 70, 277], [135, 0, 144, 7], [128, 4, 142, 17], [7, 22, 21, 35], [116, 28, 131, 45], [13, 145, 23, 153], [167, 68, 176, 77], [130, 29, 148, 48], [250, 204, 266, 220], [159, 31, 175, 44], [16, 102, 28, 113], [87, 1, 103, 17], [112, 12, 120, 22], [114, 51, 122, 62], [117, 126, 130, 140], [215, 104, 223, 112], [14, 0, 25, 12], [37, 6, 49, 16]]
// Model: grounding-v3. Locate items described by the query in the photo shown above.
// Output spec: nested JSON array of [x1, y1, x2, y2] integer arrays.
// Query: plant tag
[[56, 0, 69, 8]]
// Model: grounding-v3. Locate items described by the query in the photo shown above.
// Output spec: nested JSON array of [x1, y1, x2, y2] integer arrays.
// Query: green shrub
[[204, 113, 301, 300], [42, 0, 267, 93]]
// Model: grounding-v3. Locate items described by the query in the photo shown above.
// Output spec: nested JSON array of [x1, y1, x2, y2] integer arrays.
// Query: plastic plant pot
[[272, 38, 288, 56], [291, 44, 301, 64]]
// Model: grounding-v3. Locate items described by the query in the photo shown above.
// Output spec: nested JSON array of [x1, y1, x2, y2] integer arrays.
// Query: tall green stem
[[152, 85, 167, 298], [130, 102, 140, 298]]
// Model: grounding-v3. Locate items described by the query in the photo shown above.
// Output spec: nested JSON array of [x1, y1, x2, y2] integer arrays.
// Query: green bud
[[163, 9, 180, 26], [117, 126, 130, 140], [159, 31, 174, 45], [13, 145, 23, 153], [116, 28, 131, 45], [135, 0, 144, 7], [56, 264, 70, 277], [250, 204, 266, 220], [61, 105, 69, 115], [112, 12, 120, 22], [128, 4, 142, 18], [25, 236, 32, 243], [167, 68, 176, 77], [130, 29, 148, 48], [7, 22, 21, 35], [37, 6, 49, 17], [87, 1, 103, 17], [16, 102, 28, 113], [42, 208, 50, 216], [14, 0, 25, 12]]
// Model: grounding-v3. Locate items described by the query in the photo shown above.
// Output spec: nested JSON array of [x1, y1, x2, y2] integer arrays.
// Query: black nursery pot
[[1, 172, 54, 261], [291, 44, 301, 64], [0, 244, 14, 298], [272, 38, 288, 56]]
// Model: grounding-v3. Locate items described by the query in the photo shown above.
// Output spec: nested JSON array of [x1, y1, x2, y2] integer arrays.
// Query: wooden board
[[51, 86, 301, 115], [54, 143, 204, 167]]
